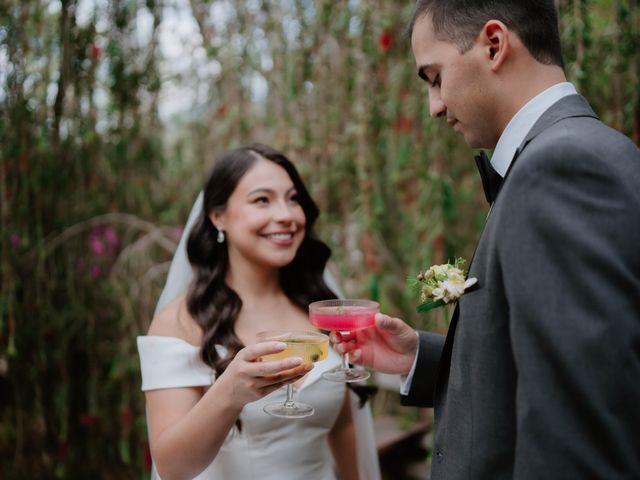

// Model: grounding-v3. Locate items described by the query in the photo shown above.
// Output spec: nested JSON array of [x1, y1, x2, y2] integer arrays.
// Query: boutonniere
[[409, 258, 478, 313]]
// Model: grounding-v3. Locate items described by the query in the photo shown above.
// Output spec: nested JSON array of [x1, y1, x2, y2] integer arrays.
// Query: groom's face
[[411, 13, 496, 149]]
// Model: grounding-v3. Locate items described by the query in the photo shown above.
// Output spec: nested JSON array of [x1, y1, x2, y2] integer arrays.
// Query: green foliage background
[[1, 0, 638, 477]]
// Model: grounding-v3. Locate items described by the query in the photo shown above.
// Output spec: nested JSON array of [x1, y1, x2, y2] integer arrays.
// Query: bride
[[137, 143, 381, 480]]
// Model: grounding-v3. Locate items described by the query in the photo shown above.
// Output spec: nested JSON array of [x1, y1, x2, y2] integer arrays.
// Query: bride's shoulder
[[147, 294, 202, 346]]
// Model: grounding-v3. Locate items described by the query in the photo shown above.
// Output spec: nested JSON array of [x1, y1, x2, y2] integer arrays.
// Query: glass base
[[322, 367, 370, 383], [263, 401, 315, 419]]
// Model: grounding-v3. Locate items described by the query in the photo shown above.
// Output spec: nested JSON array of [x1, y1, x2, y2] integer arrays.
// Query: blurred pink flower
[[90, 237, 105, 256], [172, 226, 185, 242], [90, 265, 102, 279], [10, 234, 22, 250], [103, 226, 120, 248], [89, 225, 121, 259]]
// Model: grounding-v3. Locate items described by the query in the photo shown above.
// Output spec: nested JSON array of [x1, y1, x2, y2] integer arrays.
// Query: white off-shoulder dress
[[138, 335, 351, 480]]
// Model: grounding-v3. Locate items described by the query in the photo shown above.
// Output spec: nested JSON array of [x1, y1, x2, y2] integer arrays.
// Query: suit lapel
[[434, 304, 459, 416], [504, 94, 598, 181]]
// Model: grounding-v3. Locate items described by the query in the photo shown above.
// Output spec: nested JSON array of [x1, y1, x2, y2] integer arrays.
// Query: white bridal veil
[[154, 192, 381, 480]]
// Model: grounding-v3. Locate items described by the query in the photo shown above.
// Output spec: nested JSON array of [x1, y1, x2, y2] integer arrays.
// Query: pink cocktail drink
[[309, 306, 376, 331], [308, 299, 379, 382]]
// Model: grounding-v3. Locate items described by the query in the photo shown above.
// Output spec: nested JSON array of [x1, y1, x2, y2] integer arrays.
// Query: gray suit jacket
[[402, 95, 640, 479]]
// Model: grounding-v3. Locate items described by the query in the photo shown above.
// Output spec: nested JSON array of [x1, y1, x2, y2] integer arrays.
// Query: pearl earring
[[216, 229, 225, 243]]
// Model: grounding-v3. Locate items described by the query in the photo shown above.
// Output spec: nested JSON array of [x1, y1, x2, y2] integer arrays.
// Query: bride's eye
[[289, 193, 300, 204]]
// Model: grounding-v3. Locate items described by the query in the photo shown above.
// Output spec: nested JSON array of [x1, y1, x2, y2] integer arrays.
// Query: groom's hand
[[331, 313, 418, 376]]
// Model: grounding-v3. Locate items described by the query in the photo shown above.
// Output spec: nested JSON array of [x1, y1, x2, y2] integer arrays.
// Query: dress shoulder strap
[[137, 335, 214, 391]]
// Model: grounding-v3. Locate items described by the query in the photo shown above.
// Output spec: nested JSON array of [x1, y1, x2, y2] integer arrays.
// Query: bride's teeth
[[269, 233, 292, 240]]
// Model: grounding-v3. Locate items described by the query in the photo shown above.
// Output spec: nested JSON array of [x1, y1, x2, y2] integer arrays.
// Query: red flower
[[393, 115, 413, 133], [362, 232, 380, 273], [19, 153, 29, 174], [143, 441, 153, 469], [57, 441, 69, 461], [90, 43, 101, 61], [121, 407, 133, 436], [79, 413, 98, 426], [379, 31, 392, 51]]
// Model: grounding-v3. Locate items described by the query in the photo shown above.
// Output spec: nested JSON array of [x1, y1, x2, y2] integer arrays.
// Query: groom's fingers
[[376, 313, 411, 335], [330, 331, 354, 342], [337, 341, 359, 354], [330, 333, 358, 355]]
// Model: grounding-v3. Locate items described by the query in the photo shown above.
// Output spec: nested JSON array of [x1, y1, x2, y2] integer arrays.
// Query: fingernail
[[275, 342, 288, 349], [287, 356, 303, 366]]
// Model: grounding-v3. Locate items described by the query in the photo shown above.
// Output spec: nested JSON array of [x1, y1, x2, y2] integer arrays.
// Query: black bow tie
[[475, 150, 503, 204]]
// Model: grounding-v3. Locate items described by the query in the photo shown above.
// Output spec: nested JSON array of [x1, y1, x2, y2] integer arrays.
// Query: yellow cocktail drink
[[256, 330, 329, 419], [260, 335, 329, 363]]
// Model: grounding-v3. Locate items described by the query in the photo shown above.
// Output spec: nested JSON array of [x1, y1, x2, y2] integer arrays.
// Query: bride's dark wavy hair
[[186, 143, 337, 378]]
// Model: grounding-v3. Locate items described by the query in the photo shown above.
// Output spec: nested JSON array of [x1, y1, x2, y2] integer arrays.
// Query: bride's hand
[[218, 342, 312, 407]]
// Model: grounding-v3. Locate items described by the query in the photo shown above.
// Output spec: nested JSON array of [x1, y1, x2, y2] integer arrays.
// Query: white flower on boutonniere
[[409, 258, 478, 313]]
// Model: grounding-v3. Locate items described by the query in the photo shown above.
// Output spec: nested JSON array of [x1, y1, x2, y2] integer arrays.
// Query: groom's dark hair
[[407, 0, 564, 68]]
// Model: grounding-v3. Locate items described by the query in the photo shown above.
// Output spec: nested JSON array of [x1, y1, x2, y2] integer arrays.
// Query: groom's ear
[[480, 19, 510, 72]]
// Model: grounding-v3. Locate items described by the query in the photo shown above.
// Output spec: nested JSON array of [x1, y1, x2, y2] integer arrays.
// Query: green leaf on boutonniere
[[410, 258, 477, 314], [416, 299, 446, 313]]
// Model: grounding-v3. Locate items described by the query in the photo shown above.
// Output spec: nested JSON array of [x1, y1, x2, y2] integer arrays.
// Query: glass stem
[[284, 384, 295, 408], [341, 330, 350, 369]]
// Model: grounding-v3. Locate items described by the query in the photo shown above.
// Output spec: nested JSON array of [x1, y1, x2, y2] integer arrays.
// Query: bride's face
[[210, 158, 306, 269]]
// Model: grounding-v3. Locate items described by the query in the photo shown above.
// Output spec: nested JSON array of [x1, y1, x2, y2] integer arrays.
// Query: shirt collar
[[490, 82, 577, 177]]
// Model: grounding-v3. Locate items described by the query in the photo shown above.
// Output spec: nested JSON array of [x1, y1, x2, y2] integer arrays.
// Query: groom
[[335, 0, 640, 478]]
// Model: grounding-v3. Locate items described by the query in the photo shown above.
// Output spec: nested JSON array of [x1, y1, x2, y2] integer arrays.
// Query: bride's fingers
[[247, 356, 306, 378], [260, 363, 312, 386], [241, 341, 288, 362]]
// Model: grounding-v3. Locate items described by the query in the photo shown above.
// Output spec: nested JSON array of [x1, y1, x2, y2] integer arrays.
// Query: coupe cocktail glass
[[256, 330, 329, 419], [308, 299, 379, 382]]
